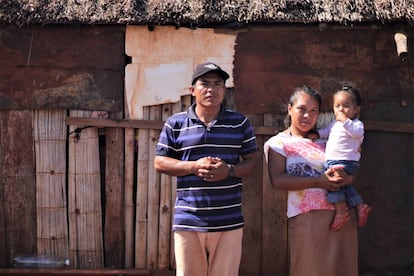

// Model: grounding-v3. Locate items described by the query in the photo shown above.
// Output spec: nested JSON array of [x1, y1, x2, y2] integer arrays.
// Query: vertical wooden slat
[[157, 104, 173, 268], [124, 128, 135, 268], [135, 107, 150, 268], [0, 110, 36, 265], [0, 111, 6, 267], [169, 96, 192, 269], [261, 113, 287, 275], [239, 114, 264, 275], [147, 105, 161, 269], [33, 110, 69, 258], [104, 124, 125, 268], [68, 110, 103, 269], [0, 127, 5, 267]]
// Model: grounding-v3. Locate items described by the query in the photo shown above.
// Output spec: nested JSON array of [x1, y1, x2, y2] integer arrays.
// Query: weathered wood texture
[[124, 128, 135, 268], [147, 106, 161, 269], [0, 111, 37, 266], [0, 142, 5, 267], [234, 26, 414, 121], [239, 114, 263, 275], [158, 104, 173, 269], [235, 26, 414, 274], [135, 96, 192, 270], [135, 108, 150, 268], [33, 110, 69, 257], [261, 114, 287, 276], [0, 268, 151, 275], [0, 25, 124, 111], [104, 120, 125, 268]]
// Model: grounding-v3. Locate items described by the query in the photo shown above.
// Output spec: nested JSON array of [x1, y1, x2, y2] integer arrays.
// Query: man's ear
[[189, 85, 195, 96]]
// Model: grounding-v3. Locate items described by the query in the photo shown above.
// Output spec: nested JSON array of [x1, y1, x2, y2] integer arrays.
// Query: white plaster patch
[[125, 26, 236, 119], [125, 63, 191, 119]]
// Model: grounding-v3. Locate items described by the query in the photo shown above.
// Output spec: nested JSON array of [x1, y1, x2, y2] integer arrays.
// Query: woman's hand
[[319, 166, 355, 192]]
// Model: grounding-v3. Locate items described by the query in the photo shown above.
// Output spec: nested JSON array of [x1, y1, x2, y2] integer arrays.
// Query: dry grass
[[0, 0, 413, 26]]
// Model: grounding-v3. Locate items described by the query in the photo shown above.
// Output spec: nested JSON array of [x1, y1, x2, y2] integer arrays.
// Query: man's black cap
[[191, 62, 230, 85]]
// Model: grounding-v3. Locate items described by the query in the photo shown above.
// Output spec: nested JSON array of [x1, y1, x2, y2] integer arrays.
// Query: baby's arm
[[318, 125, 331, 139]]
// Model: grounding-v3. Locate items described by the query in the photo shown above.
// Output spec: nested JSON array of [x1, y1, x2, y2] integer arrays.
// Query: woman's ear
[[287, 104, 292, 115]]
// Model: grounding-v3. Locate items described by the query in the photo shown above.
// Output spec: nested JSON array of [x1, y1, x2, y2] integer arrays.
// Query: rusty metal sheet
[[0, 25, 124, 111]]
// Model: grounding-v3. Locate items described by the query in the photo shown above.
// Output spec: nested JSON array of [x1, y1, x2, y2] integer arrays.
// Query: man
[[154, 62, 260, 276]]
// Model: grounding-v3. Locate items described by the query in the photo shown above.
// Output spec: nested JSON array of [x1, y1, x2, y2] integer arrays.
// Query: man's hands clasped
[[192, 156, 231, 182]]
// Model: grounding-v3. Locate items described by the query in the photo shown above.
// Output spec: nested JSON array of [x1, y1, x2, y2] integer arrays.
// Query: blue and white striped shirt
[[156, 103, 257, 232]]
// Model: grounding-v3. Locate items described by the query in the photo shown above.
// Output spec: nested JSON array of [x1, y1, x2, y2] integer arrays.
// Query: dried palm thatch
[[0, 0, 413, 27]]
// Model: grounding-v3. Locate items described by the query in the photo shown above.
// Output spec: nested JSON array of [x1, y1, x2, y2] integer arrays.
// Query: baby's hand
[[336, 112, 348, 123], [306, 129, 319, 142], [331, 165, 345, 172], [307, 133, 319, 142]]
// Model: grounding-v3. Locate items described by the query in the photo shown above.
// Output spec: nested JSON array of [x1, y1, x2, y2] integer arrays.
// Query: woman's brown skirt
[[288, 209, 358, 276]]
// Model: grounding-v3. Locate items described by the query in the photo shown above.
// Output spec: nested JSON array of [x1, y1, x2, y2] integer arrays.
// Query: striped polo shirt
[[156, 103, 257, 232]]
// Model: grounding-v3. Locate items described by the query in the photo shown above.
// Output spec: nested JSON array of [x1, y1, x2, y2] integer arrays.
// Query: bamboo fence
[[28, 96, 195, 270], [34, 110, 69, 257], [68, 110, 103, 268]]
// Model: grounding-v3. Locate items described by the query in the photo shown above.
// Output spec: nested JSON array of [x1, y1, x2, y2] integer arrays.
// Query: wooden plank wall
[[235, 25, 414, 275], [1, 107, 414, 274], [0, 111, 37, 266], [134, 96, 192, 270], [0, 25, 124, 112], [0, 24, 125, 268]]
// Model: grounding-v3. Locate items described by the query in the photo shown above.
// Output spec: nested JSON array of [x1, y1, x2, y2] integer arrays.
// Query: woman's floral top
[[264, 132, 334, 218]]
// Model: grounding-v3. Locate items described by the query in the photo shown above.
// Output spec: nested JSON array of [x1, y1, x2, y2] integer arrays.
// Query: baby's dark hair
[[337, 86, 362, 106], [284, 85, 322, 127]]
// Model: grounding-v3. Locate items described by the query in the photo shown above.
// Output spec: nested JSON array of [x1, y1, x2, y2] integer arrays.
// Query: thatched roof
[[1, 0, 413, 27]]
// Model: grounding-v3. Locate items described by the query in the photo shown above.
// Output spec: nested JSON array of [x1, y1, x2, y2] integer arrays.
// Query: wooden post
[[135, 107, 149, 268], [147, 105, 161, 268], [157, 104, 172, 268], [124, 128, 135, 268], [104, 123, 125, 268], [0, 110, 36, 265]]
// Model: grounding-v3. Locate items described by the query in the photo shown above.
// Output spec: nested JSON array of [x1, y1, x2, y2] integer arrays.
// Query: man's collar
[[188, 103, 226, 121]]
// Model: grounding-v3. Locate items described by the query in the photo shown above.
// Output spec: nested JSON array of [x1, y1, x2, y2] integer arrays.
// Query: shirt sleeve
[[155, 119, 179, 159], [241, 117, 258, 155], [264, 134, 286, 162], [342, 118, 364, 139]]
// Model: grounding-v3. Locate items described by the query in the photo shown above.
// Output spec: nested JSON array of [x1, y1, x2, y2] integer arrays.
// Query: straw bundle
[[68, 110, 103, 268], [34, 109, 69, 258]]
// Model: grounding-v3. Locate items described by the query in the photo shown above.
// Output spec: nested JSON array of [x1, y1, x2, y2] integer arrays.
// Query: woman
[[264, 85, 358, 276]]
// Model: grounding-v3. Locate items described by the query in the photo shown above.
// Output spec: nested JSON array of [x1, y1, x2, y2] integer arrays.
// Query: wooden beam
[[364, 121, 414, 134], [66, 117, 164, 130], [252, 121, 414, 135], [0, 269, 151, 275], [67, 117, 414, 134]]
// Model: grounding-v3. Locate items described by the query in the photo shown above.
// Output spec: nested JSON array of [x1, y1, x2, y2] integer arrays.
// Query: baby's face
[[333, 91, 360, 120]]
